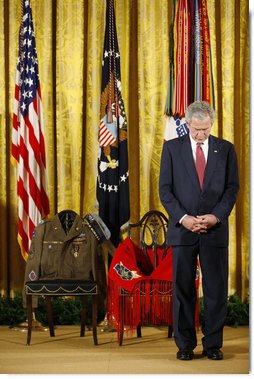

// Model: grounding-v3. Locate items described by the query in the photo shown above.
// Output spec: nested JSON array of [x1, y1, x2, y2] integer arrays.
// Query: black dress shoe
[[202, 348, 223, 360], [176, 349, 194, 360]]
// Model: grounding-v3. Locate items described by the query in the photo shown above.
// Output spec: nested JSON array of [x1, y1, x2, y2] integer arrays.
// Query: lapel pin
[[214, 150, 218, 153]]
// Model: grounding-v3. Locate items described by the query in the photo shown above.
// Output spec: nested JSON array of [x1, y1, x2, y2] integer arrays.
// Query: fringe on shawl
[[107, 277, 173, 340]]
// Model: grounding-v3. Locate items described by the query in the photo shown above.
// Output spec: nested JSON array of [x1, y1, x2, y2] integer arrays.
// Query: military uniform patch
[[77, 232, 86, 238], [114, 262, 141, 280], [28, 270, 37, 281], [73, 233, 87, 244]]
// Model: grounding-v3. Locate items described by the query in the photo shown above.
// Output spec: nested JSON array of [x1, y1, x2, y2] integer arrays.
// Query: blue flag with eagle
[[97, 0, 130, 247]]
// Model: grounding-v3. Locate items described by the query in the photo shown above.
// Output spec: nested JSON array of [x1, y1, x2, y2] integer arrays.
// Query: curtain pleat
[[0, 0, 249, 300]]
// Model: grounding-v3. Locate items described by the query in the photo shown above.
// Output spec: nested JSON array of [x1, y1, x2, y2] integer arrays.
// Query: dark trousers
[[172, 239, 228, 350]]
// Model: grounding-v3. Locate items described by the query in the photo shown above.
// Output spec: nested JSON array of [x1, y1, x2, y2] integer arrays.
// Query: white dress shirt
[[189, 134, 209, 162]]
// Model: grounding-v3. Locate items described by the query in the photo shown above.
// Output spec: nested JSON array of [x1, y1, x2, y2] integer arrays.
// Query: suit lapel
[[180, 135, 200, 190], [202, 135, 219, 191]]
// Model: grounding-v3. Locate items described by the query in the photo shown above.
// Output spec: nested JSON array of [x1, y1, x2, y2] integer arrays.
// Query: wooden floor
[[0, 324, 249, 375]]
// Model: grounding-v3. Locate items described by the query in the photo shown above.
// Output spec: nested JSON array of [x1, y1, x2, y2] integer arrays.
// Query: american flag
[[11, 0, 50, 261], [99, 118, 116, 146], [97, 0, 130, 247]]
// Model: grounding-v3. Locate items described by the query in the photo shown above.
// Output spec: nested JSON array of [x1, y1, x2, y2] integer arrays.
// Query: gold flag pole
[[98, 239, 116, 332]]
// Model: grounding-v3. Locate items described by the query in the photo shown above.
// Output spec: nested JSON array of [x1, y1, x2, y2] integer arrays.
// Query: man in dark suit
[[159, 100, 239, 361]]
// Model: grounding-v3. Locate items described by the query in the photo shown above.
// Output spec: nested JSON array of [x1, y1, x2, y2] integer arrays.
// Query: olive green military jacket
[[23, 212, 106, 307]]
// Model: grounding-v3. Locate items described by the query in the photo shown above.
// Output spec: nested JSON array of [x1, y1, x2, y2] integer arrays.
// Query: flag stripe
[[99, 120, 116, 146]]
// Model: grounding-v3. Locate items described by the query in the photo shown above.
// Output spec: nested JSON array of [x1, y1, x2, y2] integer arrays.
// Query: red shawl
[[107, 237, 173, 336]]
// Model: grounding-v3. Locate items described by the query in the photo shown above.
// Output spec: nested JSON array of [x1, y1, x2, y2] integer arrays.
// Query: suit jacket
[[159, 134, 239, 247]]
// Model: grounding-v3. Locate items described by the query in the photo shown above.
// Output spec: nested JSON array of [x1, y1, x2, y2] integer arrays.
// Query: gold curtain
[[0, 0, 249, 300]]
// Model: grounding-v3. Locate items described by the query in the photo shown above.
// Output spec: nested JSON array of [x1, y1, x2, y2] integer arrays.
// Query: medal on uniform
[[72, 244, 79, 258]]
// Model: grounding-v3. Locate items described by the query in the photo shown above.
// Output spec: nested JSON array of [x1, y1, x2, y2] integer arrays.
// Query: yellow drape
[[0, 0, 249, 300]]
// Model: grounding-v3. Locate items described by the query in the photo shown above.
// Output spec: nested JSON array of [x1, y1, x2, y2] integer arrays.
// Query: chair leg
[[92, 295, 98, 345], [46, 296, 55, 337], [80, 297, 87, 337], [118, 294, 124, 346], [168, 325, 173, 338], [26, 294, 33, 345], [137, 322, 142, 338], [168, 294, 173, 338]]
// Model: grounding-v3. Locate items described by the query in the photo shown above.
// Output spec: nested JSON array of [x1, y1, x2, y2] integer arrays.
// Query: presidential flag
[[97, 0, 130, 247], [11, 0, 50, 261], [164, 0, 215, 140]]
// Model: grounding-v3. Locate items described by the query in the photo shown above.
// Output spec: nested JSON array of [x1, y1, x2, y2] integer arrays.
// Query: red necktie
[[196, 143, 206, 189]]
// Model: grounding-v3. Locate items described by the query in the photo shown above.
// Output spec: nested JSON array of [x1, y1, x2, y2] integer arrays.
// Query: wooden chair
[[24, 211, 110, 346], [108, 210, 174, 346], [108, 210, 200, 345], [25, 279, 99, 345]]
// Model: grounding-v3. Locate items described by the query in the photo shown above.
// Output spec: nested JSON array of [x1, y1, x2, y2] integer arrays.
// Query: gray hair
[[185, 100, 216, 125]]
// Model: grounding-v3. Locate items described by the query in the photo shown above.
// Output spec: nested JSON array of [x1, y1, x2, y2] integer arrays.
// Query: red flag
[[11, 0, 50, 261]]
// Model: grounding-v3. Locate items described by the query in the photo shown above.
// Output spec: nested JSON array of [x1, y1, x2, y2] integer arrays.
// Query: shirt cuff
[[179, 214, 188, 224]]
